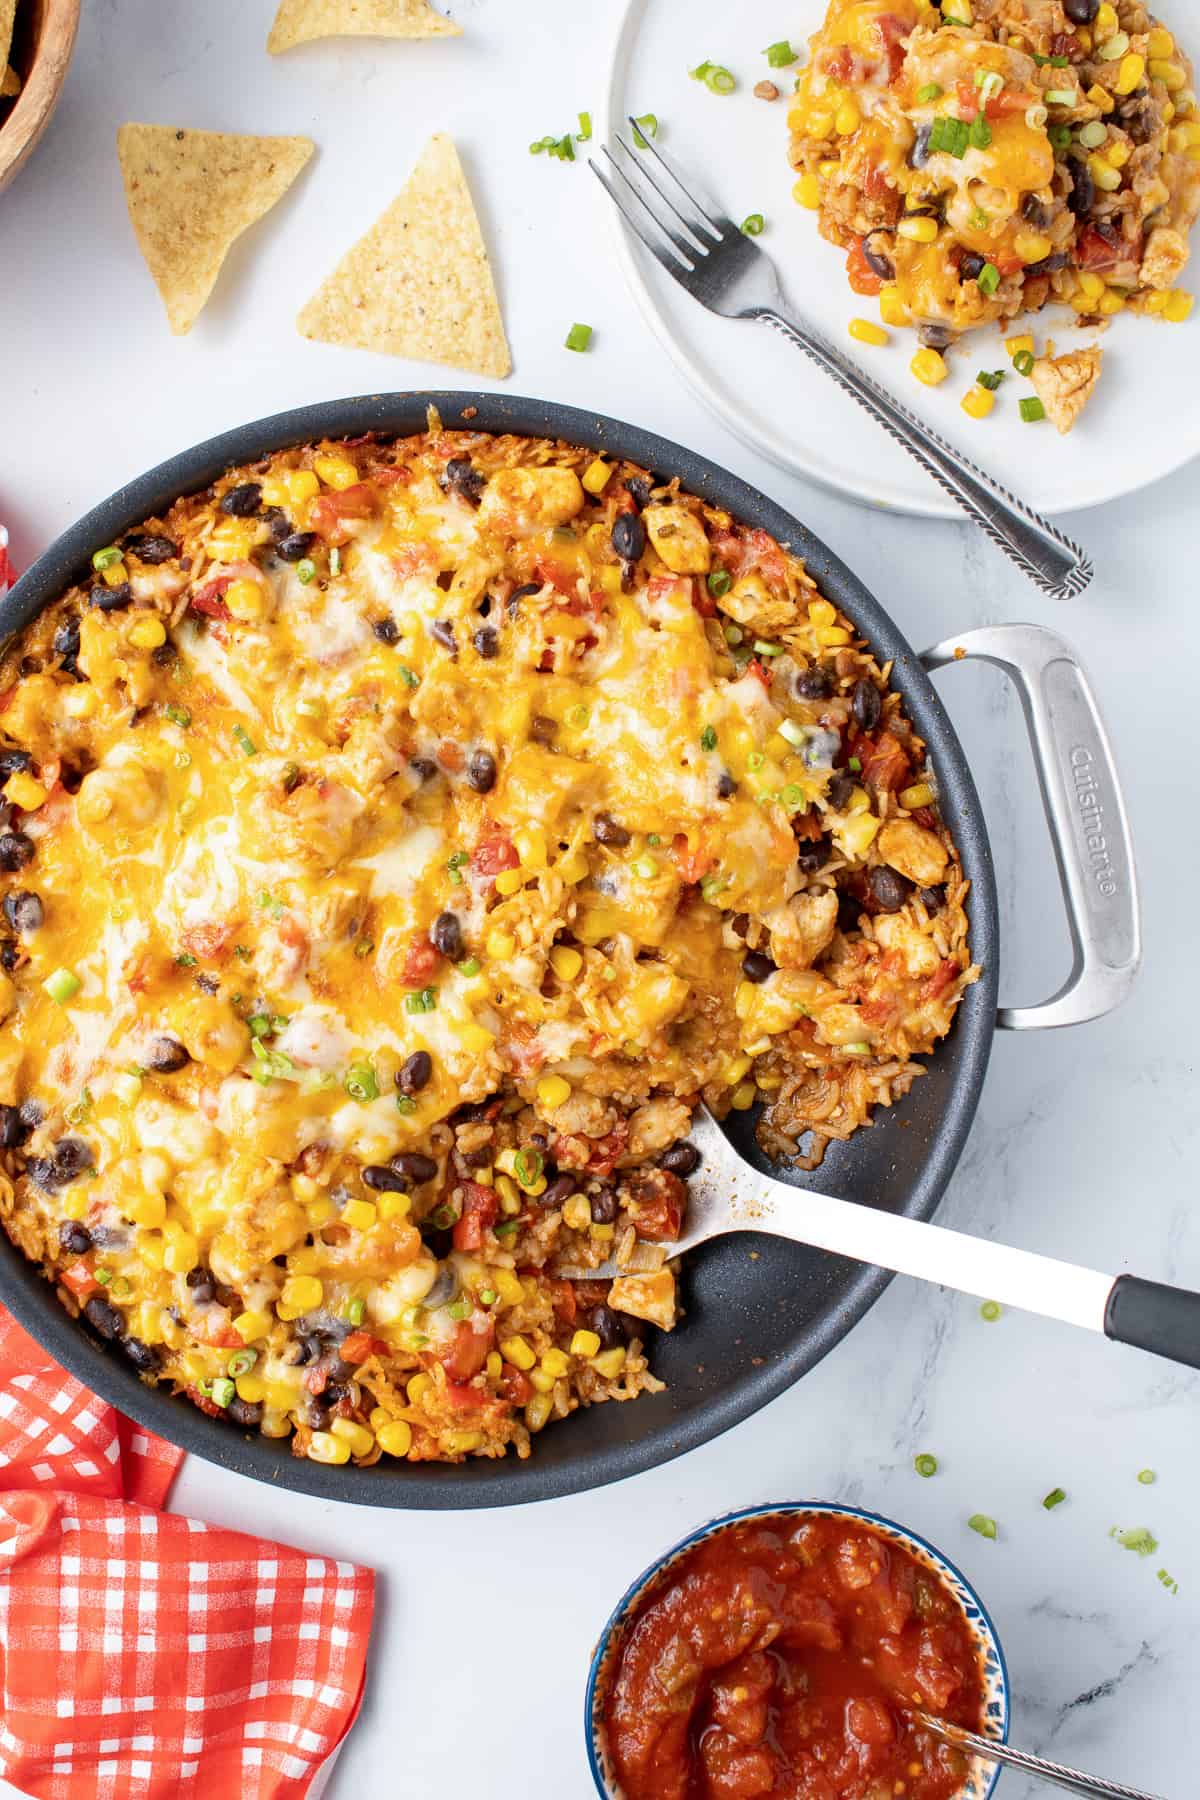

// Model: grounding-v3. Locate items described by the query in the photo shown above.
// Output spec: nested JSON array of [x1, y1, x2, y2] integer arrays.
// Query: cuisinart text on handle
[[1070, 746, 1117, 899]]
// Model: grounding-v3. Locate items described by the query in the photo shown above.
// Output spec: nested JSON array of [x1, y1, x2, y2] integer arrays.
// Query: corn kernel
[[514, 826, 547, 868], [139, 1234, 165, 1271], [528, 1368, 557, 1394], [1149, 58, 1185, 89], [314, 455, 360, 490], [484, 1352, 502, 1380], [897, 215, 938, 244], [562, 1193, 592, 1231], [1013, 231, 1053, 264], [1148, 27, 1174, 57], [1187, 143, 1200, 161], [1088, 154, 1123, 191], [4, 772, 46, 810], [793, 173, 821, 209], [307, 1430, 352, 1465], [818, 158, 841, 175], [1087, 83, 1115, 111], [960, 384, 996, 419], [289, 1246, 321, 1275], [128, 615, 167, 650], [730, 1081, 757, 1110], [1074, 25, 1093, 51], [834, 99, 861, 135], [525, 1393, 554, 1432], [1165, 289, 1195, 321], [808, 599, 836, 626], [236, 1374, 267, 1404], [910, 347, 948, 387], [536, 1074, 572, 1112], [62, 686, 97, 719], [60, 1191, 88, 1222], [377, 1420, 413, 1457], [486, 928, 516, 960], [444, 1429, 485, 1454], [581, 456, 611, 496], [279, 1274, 323, 1316], [1114, 52, 1145, 95], [1139, 289, 1170, 313], [233, 1309, 273, 1342], [493, 868, 524, 897], [806, 108, 835, 137], [330, 1416, 375, 1457], [571, 1329, 602, 1358], [541, 1348, 571, 1379], [162, 1229, 199, 1274], [848, 317, 890, 346], [839, 810, 881, 857], [1105, 139, 1132, 167], [260, 477, 289, 506], [376, 1191, 412, 1222], [1077, 270, 1105, 301], [224, 578, 264, 621], [549, 944, 583, 980], [1098, 289, 1125, 314], [343, 1197, 377, 1232], [500, 1335, 536, 1371], [815, 624, 851, 646], [879, 286, 907, 327], [492, 1268, 525, 1308], [285, 469, 321, 504], [126, 1191, 166, 1229], [407, 1372, 434, 1403], [900, 781, 935, 808], [305, 1195, 336, 1227], [591, 1347, 628, 1379], [1093, 2, 1117, 38], [1005, 333, 1034, 358], [459, 1021, 496, 1054], [495, 1173, 522, 1215]]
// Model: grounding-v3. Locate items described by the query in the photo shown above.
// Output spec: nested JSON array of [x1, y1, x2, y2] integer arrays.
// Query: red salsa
[[602, 1515, 986, 1800]]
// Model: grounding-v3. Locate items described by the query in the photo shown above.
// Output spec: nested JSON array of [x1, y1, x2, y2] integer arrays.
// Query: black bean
[[276, 531, 315, 563], [540, 1173, 577, 1210], [794, 667, 831, 700], [264, 507, 292, 545], [1021, 194, 1052, 230], [186, 1267, 217, 1304], [611, 513, 646, 562], [228, 1397, 263, 1427], [530, 715, 558, 745], [440, 458, 487, 506], [741, 950, 776, 984], [305, 1399, 331, 1432], [145, 1035, 190, 1073], [1023, 251, 1070, 277], [466, 750, 497, 793], [390, 1151, 438, 1186], [796, 832, 832, 875], [507, 582, 541, 615], [827, 773, 855, 810], [122, 1335, 161, 1372], [124, 533, 178, 564], [661, 1141, 701, 1177], [0, 1103, 26, 1148], [919, 884, 946, 913], [432, 618, 457, 652], [730, 913, 750, 940], [397, 1050, 433, 1094], [0, 749, 31, 780], [59, 1220, 92, 1255], [409, 755, 437, 782], [84, 1296, 124, 1340], [959, 250, 987, 284], [852, 677, 882, 732], [431, 911, 464, 962], [53, 1137, 93, 1183], [420, 1224, 455, 1262], [918, 323, 954, 350], [585, 1303, 633, 1350], [868, 865, 913, 912], [0, 939, 18, 972], [590, 1186, 618, 1225], [220, 482, 262, 517], [362, 1163, 409, 1193], [0, 833, 34, 871], [19, 1098, 43, 1132], [716, 770, 737, 800], [625, 475, 653, 509], [460, 1143, 493, 1169], [3, 890, 42, 933], [1067, 160, 1095, 217], [54, 619, 81, 667], [91, 581, 133, 611], [294, 1332, 322, 1366], [1064, 0, 1097, 19], [593, 812, 630, 847], [909, 124, 933, 168], [373, 616, 399, 644], [473, 625, 499, 658], [862, 230, 895, 282], [322, 1381, 353, 1408]]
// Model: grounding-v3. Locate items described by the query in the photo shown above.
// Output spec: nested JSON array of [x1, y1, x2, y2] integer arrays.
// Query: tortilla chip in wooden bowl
[[0, 0, 81, 197], [117, 124, 314, 335], [268, 0, 460, 53]]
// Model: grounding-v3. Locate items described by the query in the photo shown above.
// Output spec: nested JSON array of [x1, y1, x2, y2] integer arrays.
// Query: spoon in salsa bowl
[[913, 1714, 1164, 1800]]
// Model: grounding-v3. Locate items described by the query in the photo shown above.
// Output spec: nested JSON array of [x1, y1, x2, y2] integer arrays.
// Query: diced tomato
[[533, 556, 578, 597], [794, 808, 826, 843], [308, 483, 379, 545], [453, 1182, 499, 1253], [912, 805, 936, 830], [846, 237, 883, 297], [923, 958, 960, 1003], [746, 658, 773, 690], [339, 1331, 390, 1365], [401, 937, 442, 987], [179, 920, 238, 964], [613, 486, 638, 515], [860, 161, 898, 209], [548, 1278, 578, 1327], [876, 13, 909, 80], [852, 729, 910, 794], [61, 1261, 101, 1299], [1075, 223, 1130, 272], [672, 835, 714, 885], [626, 1168, 686, 1241], [189, 577, 233, 621], [0, 686, 15, 714], [436, 1319, 493, 1382], [470, 832, 519, 878], [194, 1316, 244, 1350], [389, 543, 437, 578], [186, 1385, 227, 1420], [441, 1380, 487, 1412], [823, 44, 855, 82], [954, 79, 1035, 119], [373, 466, 409, 486], [499, 1368, 533, 1405]]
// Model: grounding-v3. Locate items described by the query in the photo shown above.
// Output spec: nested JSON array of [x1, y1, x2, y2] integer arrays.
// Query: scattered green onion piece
[[1048, 123, 1072, 149], [397, 664, 420, 687], [699, 872, 728, 901], [707, 568, 732, 597], [753, 639, 782, 656], [175, 952, 198, 969], [329, 547, 341, 576], [1044, 87, 1077, 105], [976, 369, 1005, 391], [700, 725, 718, 751], [447, 867, 463, 886], [1078, 120, 1107, 148], [494, 1220, 519, 1239], [1013, 349, 1035, 375], [446, 1297, 471, 1321], [344, 1062, 379, 1102], [847, 755, 862, 773], [514, 1147, 544, 1188], [980, 1299, 1002, 1321], [1112, 1525, 1158, 1556], [447, 850, 468, 869], [404, 986, 437, 1014], [705, 65, 736, 93], [1137, 1468, 1156, 1485], [977, 261, 1001, 295], [256, 889, 284, 918], [633, 856, 658, 880], [354, 937, 375, 958], [578, 110, 593, 142], [690, 61, 713, 81], [764, 40, 798, 67], [1157, 1568, 1179, 1593], [741, 212, 766, 236], [968, 1514, 998, 1539], [914, 1453, 938, 1478], [647, 833, 661, 846], [95, 1266, 113, 1286], [345, 1297, 366, 1326], [723, 623, 743, 646], [778, 718, 807, 748], [974, 68, 1004, 98], [296, 559, 316, 585], [92, 546, 122, 571], [567, 703, 590, 727], [747, 750, 765, 772], [458, 957, 481, 978], [43, 967, 81, 1005], [968, 204, 990, 229], [209, 1377, 235, 1409], [479, 1287, 498, 1306], [779, 783, 805, 814], [165, 703, 191, 728], [968, 114, 993, 150], [1019, 395, 1045, 422], [929, 116, 969, 158], [232, 725, 257, 756], [248, 1013, 273, 1039], [916, 82, 943, 102], [1043, 1486, 1067, 1509], [632, 115, 659, 148], [227, 1349, 258, 1378], [565, 322, 593, 352], [395, 1094, 416, 1116]]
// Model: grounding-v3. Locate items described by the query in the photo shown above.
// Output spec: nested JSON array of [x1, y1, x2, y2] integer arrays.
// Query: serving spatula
[[556, 1106, 1200, 1370]]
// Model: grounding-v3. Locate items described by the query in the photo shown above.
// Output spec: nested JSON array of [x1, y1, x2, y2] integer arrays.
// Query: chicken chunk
[[643, 503, 712, 575], [478, 465, 584, 534], [1140, 226, 1189, 292], [1029, 347, 1103, 435], [767, 889, 839, 970], [719, 572, 796, 636], [876, 819, 948, 888], [608, 1268, 677, 1331]]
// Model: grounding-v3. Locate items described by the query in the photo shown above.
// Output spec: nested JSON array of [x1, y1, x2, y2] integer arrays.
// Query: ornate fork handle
[[751, 305, 1093, 600], [917, 1713, 1167, 1799]]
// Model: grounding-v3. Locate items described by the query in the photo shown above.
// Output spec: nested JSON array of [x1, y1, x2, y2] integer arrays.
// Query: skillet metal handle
[[921, 623, 1140, 1030]]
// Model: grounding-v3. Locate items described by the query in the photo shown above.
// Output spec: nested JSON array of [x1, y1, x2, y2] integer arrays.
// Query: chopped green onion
[[633, 856, 658, 880], [741, 212, 766, 236], [232, 725, 257, 756], [753, 639, 782, 656], [778, 718, 807, 748], [108, 1275, 132, 1299], [914, 1453, 938, 1478], [565, 322, 593, 352], [165, 703, 191, 728], [92, 546, 122, 571], [209, 1377, 235, 1409], [1043, 1486, 1067, 1510], [1033, 51, 1070, 65], [723, 623, 743, 646], [968, 1514, 998, 1540], [95, 1266, 113, 1286], [458, 957, 481, 978], [1112, 1525, 1158, 1556], [974, 68, 1004, 99], [977, 261, 1000, 295], [691, 61, 736, 94], [353, 936, 375, 958], [447, 849, 468, 869], [632, 114, 659, 148], [1019, 395, 1045, 422], [647, 833, 661, 846], [344, 1062, 379, 1101], [175, 953, 197, 968], [395, 1094, 416, 1115], [1048, 123, 1072, 149], [256, 889, 284, 918], [968, 204, 990, 229], [404, 986, 437, 1014], [691, 60, 713, 80], [1044, 87, 1078, 106], [478, 1287, 498, 1306], [847, 755, 862, 773], [567, 703, 590, 727], [916, 82, 943, 102], [43, 967, 81, 1005], [514, 1147, 544, 1188], [345, 1297, 366, 1326], [968, 114, 992, 150], [1137, 1468, 1156, 1485], [553, 133, 576, 161], [493, 1219, 519, 1239], [707, 569, 732, 597], [64, 1088, 93, 1127], [397, 664, 420, 687], [976, 369, 1005, 391], [1157, 1568, 1179, 1594], [227, 1349, 258, 1377], [329, 547, 341, 576], [747, 751, 765, 772], [578, 110, 592, 142], [529, 135, 558, 154], [764, 40, 798, 67], [700, 725, 718, 751], [779, 783, 805, 814], [1078, 119, 1107, 148], [248, 1013, 273, 1039], [1013, 349, 1035, 376], [446, 1297, 471, 1321], [980, 1299, 1002, 1321], [699, 871, 728, 901], [929, 116, 969, 158], [296, 559, 316, 585]]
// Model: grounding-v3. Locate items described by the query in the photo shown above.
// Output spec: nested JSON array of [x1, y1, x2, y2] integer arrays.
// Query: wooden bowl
[[0, 0, 80, 197]]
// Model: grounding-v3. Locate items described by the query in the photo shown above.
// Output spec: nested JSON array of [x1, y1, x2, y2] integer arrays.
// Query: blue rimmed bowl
[[585, 1501, 1010, 1800]]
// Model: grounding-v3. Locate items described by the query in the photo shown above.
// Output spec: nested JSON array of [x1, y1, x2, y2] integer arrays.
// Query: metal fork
[[590, 123, 1093, 600], [915, 1713, 1167, 1800]]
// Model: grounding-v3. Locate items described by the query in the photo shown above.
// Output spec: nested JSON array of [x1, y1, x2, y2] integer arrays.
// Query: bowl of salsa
[[586, 1502, 1008, 1800]]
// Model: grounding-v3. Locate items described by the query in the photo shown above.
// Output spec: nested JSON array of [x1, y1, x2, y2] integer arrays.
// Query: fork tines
[[589, 118, 735, 276]]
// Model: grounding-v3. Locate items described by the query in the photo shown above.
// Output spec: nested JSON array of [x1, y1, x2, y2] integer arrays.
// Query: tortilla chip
[[268, 0, 460, 53], [297, 133, 510, 378], [0, 2, 15, 78], [0, 66, 19, 99], [118, 124, 314, 336]]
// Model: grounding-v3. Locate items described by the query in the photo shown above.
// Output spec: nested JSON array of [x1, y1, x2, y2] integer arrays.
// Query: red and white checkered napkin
[[0, 1307, 375, 1800]]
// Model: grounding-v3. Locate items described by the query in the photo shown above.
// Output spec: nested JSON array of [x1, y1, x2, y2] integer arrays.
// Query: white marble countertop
[[0, 2, 1196, 1796]]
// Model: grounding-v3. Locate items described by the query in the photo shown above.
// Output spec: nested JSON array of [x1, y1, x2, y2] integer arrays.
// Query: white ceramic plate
[[600, 0, 1200, 517]]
